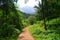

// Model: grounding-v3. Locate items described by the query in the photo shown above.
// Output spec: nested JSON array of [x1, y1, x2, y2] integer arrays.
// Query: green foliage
[[34, 0, 60, 30], [0, 0, 23, 40], [35, 0, 60, 20], [22, 19, 30, 27], [29, 17, 60, 40], [0, 0, 60, 40], [0, 9, 22, 40], [27, 16, 36, 25], [46, 17, 60, 30], [32, 30, 60, 40], [35, 2, 43, 21]]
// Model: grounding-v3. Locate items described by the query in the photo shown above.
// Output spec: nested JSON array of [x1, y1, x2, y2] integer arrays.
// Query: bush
[[0, 23, 20, 37]]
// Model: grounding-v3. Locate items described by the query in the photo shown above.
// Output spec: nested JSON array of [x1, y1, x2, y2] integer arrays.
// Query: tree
[[35, 0, 60, 30], [0, 0, 23, 37], [42, 0, 48, 30], [34, 1, 47, 30], [27, 16, 36, 25], [35, 2, 43, 21]]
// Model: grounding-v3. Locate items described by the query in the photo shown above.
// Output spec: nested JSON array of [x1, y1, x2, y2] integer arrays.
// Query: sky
[[17, 0, 41, 14]]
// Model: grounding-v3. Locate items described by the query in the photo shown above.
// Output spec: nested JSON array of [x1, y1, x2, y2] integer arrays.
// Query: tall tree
[[42, 0, 47, 30], [0, 0, 23, 37], [35, 0, 47, 30]]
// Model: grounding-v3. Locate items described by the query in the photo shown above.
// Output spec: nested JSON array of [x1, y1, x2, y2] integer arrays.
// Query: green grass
[[29, 18, 60, 40]]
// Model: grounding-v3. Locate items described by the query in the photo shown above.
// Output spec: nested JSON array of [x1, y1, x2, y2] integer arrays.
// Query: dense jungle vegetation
[[0, 0, 60, 40]]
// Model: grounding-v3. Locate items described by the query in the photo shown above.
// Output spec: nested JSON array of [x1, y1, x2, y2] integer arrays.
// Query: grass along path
[[17, 26, 34, 40]]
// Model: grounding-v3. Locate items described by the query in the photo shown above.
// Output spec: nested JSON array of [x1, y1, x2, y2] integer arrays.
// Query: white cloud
[[17, 0, 41, 14], [17, 0, 25, 8], [17, 0, 41, 8], [25, 0, 36, 7]]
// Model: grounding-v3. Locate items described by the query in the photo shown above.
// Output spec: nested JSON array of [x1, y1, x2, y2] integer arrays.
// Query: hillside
[[29, 18, 60, 40]]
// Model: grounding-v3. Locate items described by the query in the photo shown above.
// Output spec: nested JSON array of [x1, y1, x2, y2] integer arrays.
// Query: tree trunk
[[42, 0, 47, 30]]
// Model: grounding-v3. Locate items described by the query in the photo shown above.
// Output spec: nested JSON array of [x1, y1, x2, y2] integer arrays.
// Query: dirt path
[[17, 27, 34, 40]]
